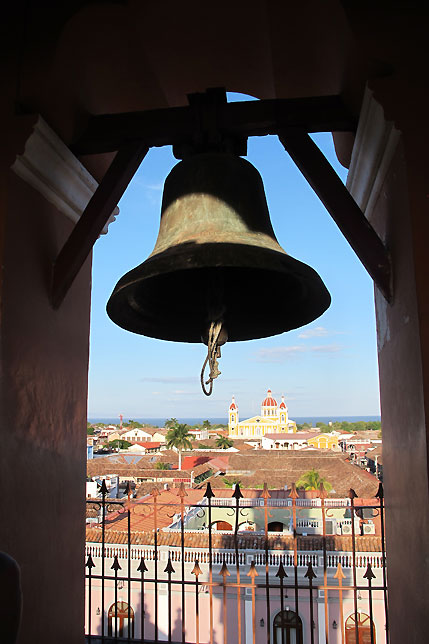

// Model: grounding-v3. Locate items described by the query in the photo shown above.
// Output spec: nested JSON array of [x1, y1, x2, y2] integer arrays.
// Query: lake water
[[88, 415, 381, 426]]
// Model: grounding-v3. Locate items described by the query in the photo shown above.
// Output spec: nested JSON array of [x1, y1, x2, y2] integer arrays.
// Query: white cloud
[[141, 376, 243, 384], [253, 346, 306, 363], [141, 376, 196, 384], [144, 182, 163, 192], [253, 343, 343, 363], [132, 177, 163, 192], [310, 344, 342, 353], [298, 326, 329, 339], [298, 326, 345, 339]]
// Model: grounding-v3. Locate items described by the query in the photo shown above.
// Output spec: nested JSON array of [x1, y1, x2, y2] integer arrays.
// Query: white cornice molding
[[347, 86, 400, 221], [11, 116, 118, 234]]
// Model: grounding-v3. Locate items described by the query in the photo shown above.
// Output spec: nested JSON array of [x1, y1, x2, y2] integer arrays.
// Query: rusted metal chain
[[200, 320, 224, 396]]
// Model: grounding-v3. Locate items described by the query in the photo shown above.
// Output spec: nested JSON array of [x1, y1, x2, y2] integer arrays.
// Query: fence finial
[[204, 482, 215, 498]]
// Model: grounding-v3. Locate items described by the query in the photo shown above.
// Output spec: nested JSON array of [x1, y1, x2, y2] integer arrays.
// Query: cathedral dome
[[262, 389, 277, 407], [279, 395, 287, 409]]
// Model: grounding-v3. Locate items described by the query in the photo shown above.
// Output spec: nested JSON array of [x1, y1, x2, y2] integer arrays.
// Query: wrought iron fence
[[85, 481, 388, 644]]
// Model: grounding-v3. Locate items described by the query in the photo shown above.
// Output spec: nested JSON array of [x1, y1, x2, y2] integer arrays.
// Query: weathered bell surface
[[107, 153, 330, 342]]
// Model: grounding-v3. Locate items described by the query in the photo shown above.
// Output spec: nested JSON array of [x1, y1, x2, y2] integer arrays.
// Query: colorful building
[[228, 390, 297, 439], [262, 432, 339, 450]]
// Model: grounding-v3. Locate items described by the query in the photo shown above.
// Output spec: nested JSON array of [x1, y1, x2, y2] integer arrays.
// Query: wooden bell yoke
[[51, 87, 391, 311]]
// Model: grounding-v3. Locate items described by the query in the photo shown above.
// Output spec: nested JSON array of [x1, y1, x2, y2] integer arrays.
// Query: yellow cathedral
[[228, 389, 297, 439]]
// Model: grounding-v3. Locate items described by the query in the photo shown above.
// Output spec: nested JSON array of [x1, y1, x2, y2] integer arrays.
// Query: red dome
[[262, 389, 277, 406], [279, 395, 286, 409], [229, 396, 237, 410]]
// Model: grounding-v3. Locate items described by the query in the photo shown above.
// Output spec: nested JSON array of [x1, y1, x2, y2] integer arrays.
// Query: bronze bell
[[107, 153, 331, 343]]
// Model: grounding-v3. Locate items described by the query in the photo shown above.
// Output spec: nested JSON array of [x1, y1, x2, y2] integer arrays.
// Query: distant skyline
[[88, 94, 380, 418]]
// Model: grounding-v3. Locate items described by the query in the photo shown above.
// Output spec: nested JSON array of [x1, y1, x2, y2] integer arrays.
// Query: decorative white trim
[[245, 598, 253, 644], [346, 86, 400, 221], [317, 598, 326, 642], [11, 116, 119, 235]]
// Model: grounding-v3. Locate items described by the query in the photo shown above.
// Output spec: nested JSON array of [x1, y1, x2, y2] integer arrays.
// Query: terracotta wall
[[0, 168, 91, 644], [371, 138, 429, 643]]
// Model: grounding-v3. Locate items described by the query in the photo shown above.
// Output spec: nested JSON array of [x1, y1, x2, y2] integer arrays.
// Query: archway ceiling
[[51, 0, 362, 119], [13, 0, 428, 147]]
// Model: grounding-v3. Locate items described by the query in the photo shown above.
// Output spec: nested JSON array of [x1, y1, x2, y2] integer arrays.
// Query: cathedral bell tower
[[279, 395, 289, 430], [228, 396, 239, 436]]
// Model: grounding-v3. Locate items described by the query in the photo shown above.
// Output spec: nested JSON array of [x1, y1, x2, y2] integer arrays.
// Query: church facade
[[228, 390, 297, 439]]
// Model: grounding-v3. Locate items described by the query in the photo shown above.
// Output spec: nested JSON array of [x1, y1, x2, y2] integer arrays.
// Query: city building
[[228, 390, 297, 439], [339, 433, 381, 466], [87, 436, 94, 460], [366, 446, 383, 482], [120, 427, 162, 443], [85, 484, 386, 643], [261, 432, 339, 450]]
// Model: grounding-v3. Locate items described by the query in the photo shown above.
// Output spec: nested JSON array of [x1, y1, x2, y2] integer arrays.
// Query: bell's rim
[[107, 242, 331, 343]]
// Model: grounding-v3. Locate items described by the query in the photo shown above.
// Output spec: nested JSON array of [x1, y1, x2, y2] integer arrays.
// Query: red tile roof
[[206, 456, 229, 471], [86, 527, 382, 552], [103, 488, 206, 532], [135, 441, 161, 449], [181, 456, 211, 470]]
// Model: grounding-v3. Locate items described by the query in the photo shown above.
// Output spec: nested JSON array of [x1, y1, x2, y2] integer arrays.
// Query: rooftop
[[210, 451, 379, 497], [264, 431, 320, 440], [86, 526, 383, 552], [88, 449, 379, 496]]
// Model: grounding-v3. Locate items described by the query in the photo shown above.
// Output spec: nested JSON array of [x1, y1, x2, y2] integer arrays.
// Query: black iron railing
[[85, 481, 388, 644]]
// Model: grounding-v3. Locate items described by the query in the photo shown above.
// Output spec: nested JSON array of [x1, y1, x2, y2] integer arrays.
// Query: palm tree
[[296, 468, 332, 492], [165, 417, 178, 429], [216, 435, 233, 449], [165, 423, 192, 469], [154, 461, 170, 470]]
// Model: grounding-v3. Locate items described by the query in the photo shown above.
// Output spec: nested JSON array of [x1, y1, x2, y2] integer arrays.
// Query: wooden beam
[[279, 131, 392, 302], [51, 142, 148, 309], [73, 95, 356, 155]]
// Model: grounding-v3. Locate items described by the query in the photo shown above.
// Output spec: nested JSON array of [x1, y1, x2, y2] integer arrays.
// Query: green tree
[[165, 417, 179, 429], [87, 425, 94, 435], [297, 422, 312, 431], [127, 420, 143, 428], [316, 422, 332, 433], [216, 435, 233, 449], [154, 461, 170, 470], [222, 477, 241, 488], [165, 423, 192, 469], [296, 468, 332, 492], [109, 439, 131, 451], [202, 419, 211, 429]]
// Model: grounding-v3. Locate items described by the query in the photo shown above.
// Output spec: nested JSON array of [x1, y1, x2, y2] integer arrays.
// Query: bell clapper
[[200, 320, 227, 396]]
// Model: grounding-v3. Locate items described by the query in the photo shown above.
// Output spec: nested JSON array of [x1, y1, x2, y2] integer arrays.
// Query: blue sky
[[88, 95, 380, 420]]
